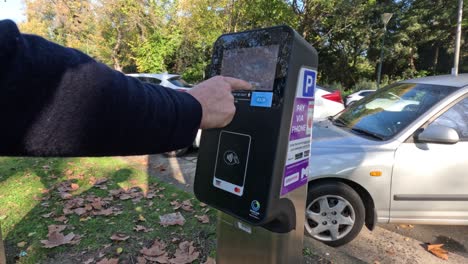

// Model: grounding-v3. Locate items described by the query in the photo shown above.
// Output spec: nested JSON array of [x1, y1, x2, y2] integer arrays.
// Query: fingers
[[222, 76, 253, 91]]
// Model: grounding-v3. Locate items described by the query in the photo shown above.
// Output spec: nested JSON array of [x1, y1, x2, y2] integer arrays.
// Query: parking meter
[[194, 25, 318, 232]]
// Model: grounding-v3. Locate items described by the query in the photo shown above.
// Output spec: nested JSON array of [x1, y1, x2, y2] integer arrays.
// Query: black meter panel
[[194, 26, 318, 228]]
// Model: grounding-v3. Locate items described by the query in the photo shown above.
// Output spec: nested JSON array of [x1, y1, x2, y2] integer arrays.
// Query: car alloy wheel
[[305, 181, 365, 246], [305, 195, 356, 241]]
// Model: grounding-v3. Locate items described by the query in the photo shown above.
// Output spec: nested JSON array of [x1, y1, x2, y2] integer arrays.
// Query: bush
[[353, 79, 377, 91]]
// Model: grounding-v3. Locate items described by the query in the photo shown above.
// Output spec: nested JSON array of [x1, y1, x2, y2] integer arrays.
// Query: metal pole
[[453, 0, 463, 76], [377, 13, 393, 89], [216, 184, 307, 263], [377, 31, 386, 89]]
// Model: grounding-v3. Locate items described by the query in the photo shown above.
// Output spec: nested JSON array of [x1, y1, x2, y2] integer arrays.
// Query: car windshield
[[332, 83, 458, 140], [169, 77, 192, 88]]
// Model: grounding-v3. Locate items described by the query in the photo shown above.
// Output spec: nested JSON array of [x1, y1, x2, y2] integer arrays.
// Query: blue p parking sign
[[302, 70, 316, 98]]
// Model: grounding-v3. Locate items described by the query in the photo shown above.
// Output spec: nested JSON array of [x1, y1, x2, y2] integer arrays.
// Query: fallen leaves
[[74, 207, 87, 216], [62, 195, 121, 217], [160, 212, 186, 227], [108, 187, 153, 203], [110, 233, 130, 241], [194, 215, 209, 224], [140, 240, 170, 263], [140, 240, 167, 257], [134, 225, 153, 233], [170, 241, 200, 264], [97, 258, 119, 264], [397, 224, 414, 229], [41, 212, 54, 218], [56, 181, 79, 200], [93, 177, 109, 188], [26, 168, 212, 263], [139, 240, 200, 264], [41, 225, 81, 248], [427, 243, 449, 260], [171, 199, 194, 212], [70, 183, 80, 191]]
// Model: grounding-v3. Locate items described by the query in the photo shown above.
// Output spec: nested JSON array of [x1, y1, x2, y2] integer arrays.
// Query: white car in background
[[314, 86, 345, 120], [345, 89, 376, 107], [127, 73, 192, 91]]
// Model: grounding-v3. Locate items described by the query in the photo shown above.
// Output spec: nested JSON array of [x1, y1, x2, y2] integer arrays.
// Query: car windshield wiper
[[350, 127, 385, 140], [330, 116, 348, 127]]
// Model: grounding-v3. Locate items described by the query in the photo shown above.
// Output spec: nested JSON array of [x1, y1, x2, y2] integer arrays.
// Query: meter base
[[216, 184, 306, 264]]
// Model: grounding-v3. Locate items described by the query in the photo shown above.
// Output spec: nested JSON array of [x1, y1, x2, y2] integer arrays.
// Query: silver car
[[126, 73, 192, 91], [306, 74, 468, 246]]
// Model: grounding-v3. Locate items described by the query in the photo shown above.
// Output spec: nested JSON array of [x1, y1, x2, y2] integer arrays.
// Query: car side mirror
[[415, 125, 459, 144]]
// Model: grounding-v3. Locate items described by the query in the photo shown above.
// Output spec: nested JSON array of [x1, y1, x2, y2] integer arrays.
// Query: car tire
[[164, 147, 190, 157], [305, 181, 365, 247]]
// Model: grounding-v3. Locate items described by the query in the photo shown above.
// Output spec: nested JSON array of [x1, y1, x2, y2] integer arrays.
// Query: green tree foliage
[[19, 0, 467, 89]]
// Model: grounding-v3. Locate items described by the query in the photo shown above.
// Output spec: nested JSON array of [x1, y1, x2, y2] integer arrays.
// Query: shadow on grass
[[0, 157, 129, 263], [0, 157, 216, 263]]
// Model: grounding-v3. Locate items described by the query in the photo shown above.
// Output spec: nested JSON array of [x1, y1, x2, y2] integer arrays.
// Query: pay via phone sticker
[[221, 45, 279, 91], [281, 68, 317, 196]]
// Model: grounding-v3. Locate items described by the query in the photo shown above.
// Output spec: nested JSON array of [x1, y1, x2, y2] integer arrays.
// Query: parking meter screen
[[221, 45, 279, 91]]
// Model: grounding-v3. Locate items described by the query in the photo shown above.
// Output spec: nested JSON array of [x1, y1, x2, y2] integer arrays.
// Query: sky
[[0, 0, 26, 23]]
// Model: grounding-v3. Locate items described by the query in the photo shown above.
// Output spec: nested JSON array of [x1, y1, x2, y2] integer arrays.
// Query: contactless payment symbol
[[223, 150, 240, 166], [251, 200, 261, 212], [302, 70, 316, 98]]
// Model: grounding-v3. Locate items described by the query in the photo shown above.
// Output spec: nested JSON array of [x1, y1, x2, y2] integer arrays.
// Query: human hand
[[187, 76, 252, 129]]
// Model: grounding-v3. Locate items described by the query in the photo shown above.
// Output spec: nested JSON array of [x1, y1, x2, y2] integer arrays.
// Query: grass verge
[[0, 157, 216, 263]]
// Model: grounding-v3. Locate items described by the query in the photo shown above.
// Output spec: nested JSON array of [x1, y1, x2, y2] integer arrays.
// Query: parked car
[[345, 89, 375, 107], [127, 73, 192, 91], [314, 86, 345, 120], [306, 74, 468, 247]]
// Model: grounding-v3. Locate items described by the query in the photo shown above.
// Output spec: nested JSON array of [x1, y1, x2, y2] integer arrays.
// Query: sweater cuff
[[171, 91, 203, 150]]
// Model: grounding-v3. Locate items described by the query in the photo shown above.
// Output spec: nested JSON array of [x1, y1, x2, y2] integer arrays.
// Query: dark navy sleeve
[[0, 19, 202, 157]]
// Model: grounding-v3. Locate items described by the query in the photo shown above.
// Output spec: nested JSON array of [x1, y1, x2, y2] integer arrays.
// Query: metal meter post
[[194, 26, 318, 264]]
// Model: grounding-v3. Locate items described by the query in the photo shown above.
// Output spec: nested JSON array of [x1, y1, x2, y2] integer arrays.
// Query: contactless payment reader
[[194, 25, 318, 235]]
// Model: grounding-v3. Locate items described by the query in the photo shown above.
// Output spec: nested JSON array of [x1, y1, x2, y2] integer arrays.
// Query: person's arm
[[0, 20, 219, 157]]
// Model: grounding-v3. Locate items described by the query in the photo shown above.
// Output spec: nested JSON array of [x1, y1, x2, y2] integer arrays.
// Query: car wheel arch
[[307, 177, 376, 231]]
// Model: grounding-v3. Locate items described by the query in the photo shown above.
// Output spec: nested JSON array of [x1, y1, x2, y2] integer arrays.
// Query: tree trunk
[[112, 27, 123, 72], [433, 45, 439, 74], [409, 47, 416, 73]]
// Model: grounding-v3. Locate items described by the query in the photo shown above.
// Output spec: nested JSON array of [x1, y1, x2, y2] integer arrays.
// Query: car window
[[169, 77, 191, 88], [136, 77, 161, 85], [430, 97, 468, 141], [135, 77, 148, 83], [334, 83, 459, 140], [359, 91, 374, 97], [147, 78, 161, 85]]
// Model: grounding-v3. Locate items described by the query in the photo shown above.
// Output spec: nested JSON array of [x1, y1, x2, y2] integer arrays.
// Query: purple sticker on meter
[[280, 68, 316, 196]]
